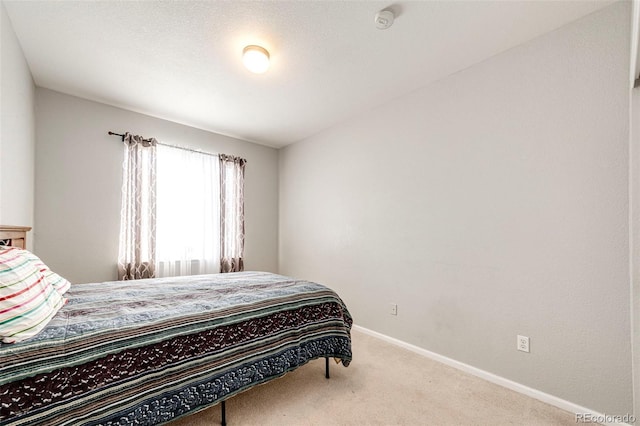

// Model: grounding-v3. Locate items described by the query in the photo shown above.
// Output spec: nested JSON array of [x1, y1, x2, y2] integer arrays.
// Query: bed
[[0, 227, 352, 425]]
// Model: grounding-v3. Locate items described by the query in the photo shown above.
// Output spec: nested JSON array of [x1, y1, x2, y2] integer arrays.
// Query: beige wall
[[631, 1, 640, 418], [0, 3, 35, 244], [35, 88, 279, 284], [633, 87, 640, 418], [280, 2, 632, 415]]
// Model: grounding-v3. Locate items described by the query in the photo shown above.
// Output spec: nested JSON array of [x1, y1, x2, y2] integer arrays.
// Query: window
[[155, 145, 220, 277], [117, 133, 246, 280]]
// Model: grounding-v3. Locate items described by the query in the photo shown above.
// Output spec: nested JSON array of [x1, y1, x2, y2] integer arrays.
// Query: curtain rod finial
[[108, 131, 125, 142]]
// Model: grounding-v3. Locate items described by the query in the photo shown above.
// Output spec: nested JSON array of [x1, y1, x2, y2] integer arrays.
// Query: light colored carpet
[[169, 329, 575, 425]]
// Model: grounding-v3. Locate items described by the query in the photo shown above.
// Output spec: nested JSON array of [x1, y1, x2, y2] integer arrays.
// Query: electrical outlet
[[517, 335, 530, 353], [390, 303, 398, 316]]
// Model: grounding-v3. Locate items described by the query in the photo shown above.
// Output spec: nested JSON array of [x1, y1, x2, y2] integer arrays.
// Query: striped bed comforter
[[0, 271, 353, 425]]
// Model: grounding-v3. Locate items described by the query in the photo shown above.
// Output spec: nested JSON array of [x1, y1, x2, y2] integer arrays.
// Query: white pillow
[[0, 247, 67, 343], [20, 250, 71, 296]]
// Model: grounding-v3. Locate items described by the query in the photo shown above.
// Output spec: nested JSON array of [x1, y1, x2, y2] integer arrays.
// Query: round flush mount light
[[242, 45, 270, 74], [374, 10, 394, 30]]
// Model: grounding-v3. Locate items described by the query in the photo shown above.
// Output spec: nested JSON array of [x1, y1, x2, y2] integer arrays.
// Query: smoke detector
[[375, 10, 394, 30]]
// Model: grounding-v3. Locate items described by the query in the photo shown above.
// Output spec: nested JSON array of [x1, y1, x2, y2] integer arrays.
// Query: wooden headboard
[[0, 225, 32, 249]]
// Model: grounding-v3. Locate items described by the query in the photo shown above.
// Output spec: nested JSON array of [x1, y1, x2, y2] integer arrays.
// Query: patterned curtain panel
[[117, 133, 158, 280], [219, 154, 246, 273]]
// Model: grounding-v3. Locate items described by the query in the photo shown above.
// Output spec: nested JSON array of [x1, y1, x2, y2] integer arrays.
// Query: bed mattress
[[0, 271, 352, 425]]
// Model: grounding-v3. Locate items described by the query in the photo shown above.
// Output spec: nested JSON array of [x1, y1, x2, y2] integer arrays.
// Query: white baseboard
[[352, 324, 630, 426]]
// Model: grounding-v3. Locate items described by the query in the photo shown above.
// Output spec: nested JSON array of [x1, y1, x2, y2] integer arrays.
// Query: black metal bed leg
[[221, 400, 226, 426], [325, 357, 330, 379]]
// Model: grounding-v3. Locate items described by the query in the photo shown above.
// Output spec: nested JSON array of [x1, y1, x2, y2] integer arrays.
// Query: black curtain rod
[[108, 131, 154, 142], [107, 130, 238, 160]]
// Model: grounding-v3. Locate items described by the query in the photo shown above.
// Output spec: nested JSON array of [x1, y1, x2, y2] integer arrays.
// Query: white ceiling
[[4, 0, 614, 148]]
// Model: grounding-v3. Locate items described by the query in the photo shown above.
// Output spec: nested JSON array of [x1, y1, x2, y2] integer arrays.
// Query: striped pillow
[[20, 250, 71, 296], [43, 269, 71, 295], [0, 247, 67, 343]]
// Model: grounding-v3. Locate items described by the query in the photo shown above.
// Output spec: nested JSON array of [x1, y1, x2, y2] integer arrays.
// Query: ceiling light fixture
[[243, 45, 270, 74]]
